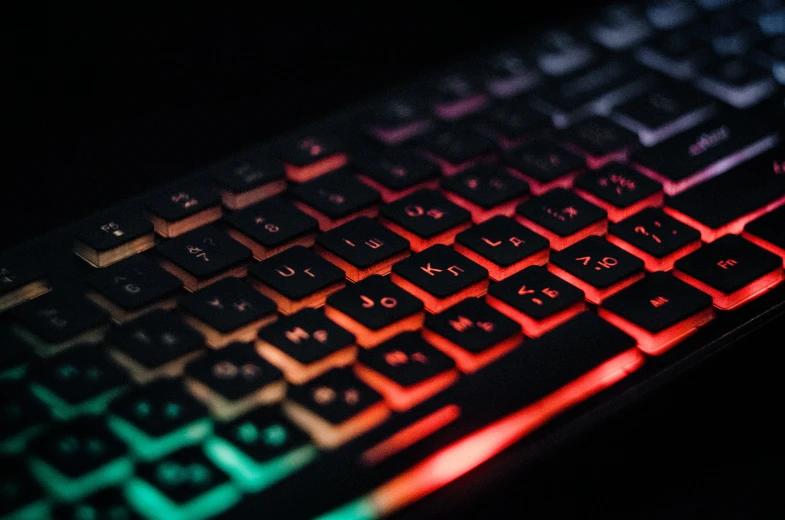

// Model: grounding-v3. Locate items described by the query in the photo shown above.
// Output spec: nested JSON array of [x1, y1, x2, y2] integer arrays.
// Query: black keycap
[[326, 275, 424, 330], [416, 125, 497, 166], [0, 251, 46, 300], [631, 112, 776, 194], [185, 342, 283, 406], [73, 206, 154, 255], [288, 169, 380, 222], [574, 163, 662, 216], [368, 97, 430, 131], [635, 29, 712, 77], [0, 328, 35, 375], [0, 384, 49, 444], [478, 50, 539, 96], [589, 4, 652, 49], [30, 416, 128, 479], [208, 149, 285, 194], [286, 368, 384, 425], [180, 278, 276, 334], [29, 345, 130, 411], [559, 116, 639, 159], [315, 216, 410, 279], [745, 205, 785, 257], [156, 226, 252, 281], [248, 246, 345, 302], [213, 408, 310, 463], [665, 148, 785, 239], [380, 189, 471, 244], [145, 182, 220, 223], [353, 147, 439, 193], [608, 207, 701, 263], [454, 216, 550, 279], [550, 236, 644, 293], [698, 58, 774, 107], [0, 460, 45, 518], [278, 134, 341, 166], [472, 97, 551, 140], [504, 139, 586, 188], [534, 27, 596, 75], [110, 379, 208, 439], [487, 265, 585, 321], [224, 197, 318, 257], [441, 163, 529, 212], [52, 487, 141, 520], [13, 292, 109, 345], [85, 255, 182, 314], [106, 310, 204, 373], [357, 332, 455, 388], [427, 72, 486, 109], [516, 188, 607, 241], [134, 446, 231, 504]]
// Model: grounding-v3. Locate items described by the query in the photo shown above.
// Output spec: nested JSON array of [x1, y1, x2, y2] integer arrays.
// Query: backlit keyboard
[[3, 1, 785, 519]]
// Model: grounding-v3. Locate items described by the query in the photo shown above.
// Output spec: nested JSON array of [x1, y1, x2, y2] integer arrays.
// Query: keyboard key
[[0, 460, 47, 520], [127, 446, 240, 520], [549, 236, 645, 304], [427, 72, 489, 120], [288, 169, 381, 231], [631, 111, 778, 195], [697, 57, 778, 107], [635, 29, 713, 79], [674, 234, 785, 309], [391, 244, 489, 313], [0, 384, 49, 454], [503, 139, 586, 195], [106, 310, 204, 383], [454, 215, 550, 281], [612, 82, 717, 145], [108, 379, 211, 460], [315, 216, 411, 281], [52, 487, 141, 520], [665, 148, 785, 241], [0, 328, 35, 380], [353, 146, 440, 202], [325, 275, 425, 348], [257, 308, 357, 384], [472, 96, 551, 146], [29, 345, 130, 419], [180, 278, 277, 348], [205, 408, 316, 491], [208, 150, 287, 210], [355, 332, 457, 411], [73, 205, 156, 268], [156, 226, 252, 291], [0, 252, 48, 314], [607, 207, 702, 271], [423, 297, 523, 372], [515, 188, 608, 250], [248, 246, 345, 315], [441, 163, 530, 223], [573, 162, 664, 222], [224, 197, 319, 260], [743, 204, 785, 264], [366, 97, 433, 145], [184, 342, 285, 420], [283, 367, 389, 448], [13, 292, 109, 356], [478, 51, 540, 97], [534, 28, 596, 76], [29, 417, 132, 500], [589, 4, 652, 50], [600, 272, 714, 355], [559, 116, 639, 168], [278, 134, 348, 182], [415, 125, 497, 174], [145, 182, 222, 238], [646, 0, 699, 30], [85, 254, 183, 322], [379, 189, 471, 252]]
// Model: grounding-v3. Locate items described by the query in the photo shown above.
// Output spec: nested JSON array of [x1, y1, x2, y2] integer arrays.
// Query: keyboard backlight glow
[[673, 267, 785, 311], [324, 306, 425, 349], [353, 363, 458, 412], [356, 175, 440, 203], [380, 219, 471, 253], [485, 296, 585, 338], [574, 188, 664, 223], [607, 234, 701, 272], [515, 216, 607, 251], [390, 274, 488, 314], [742, 232, 785, 266], [547, 263, 644, 305], [443, 192, 525, 224], [453, 242, 549, 282], [284, 153, 348, 183]]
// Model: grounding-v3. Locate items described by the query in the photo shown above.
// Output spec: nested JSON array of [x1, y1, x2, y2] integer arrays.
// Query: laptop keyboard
[[2, 1, 785, 519]]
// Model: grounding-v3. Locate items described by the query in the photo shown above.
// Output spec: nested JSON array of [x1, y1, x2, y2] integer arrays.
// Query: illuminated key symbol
[[717, 259, 738, 270], [518, 285, 535, 296], [531, 297, 544, 306], [262, 424, 288, 447], [420, 263, 443, 276], [634, 226, 661, 244], [360, 295, 398, 308], [548, 154, 561, 166], [236, 422, 259, 444], [344, 389, 361, 406], [449, 315, 473, 332], [164, 403, 182, 420], [563, 207, 579, 218], [650, 296, 669, 308], [299, 138, 323, 157], [206, 297, 224, 309], [466, 178, 480, 190], [385, 350, 409, 366], [313, 386, 336, 405], [233, 300, 251, 312], [774, 161, 784, 175], [477, 321, 494, 332], [482, 237, 502, 247], [411, 352, 429, 364], [542, 287, 559, 298], [213, 361, 238, 378]]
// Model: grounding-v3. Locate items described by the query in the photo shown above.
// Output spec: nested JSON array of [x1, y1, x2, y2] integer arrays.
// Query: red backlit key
[[427, 73, 488, 120], [549, 236, 645, 304], [486, 265, 586, 337], [278, 134, 348, 183], [391, 244, 489, 313], [515, 188, 608, 251], [355, 332, 457, 411], [664, 148, 785, 242], [423, 297, 523, 373], [314, 217, 410, 282], [257, 308, 357, 384], [366, 97, 433, 145], [209, 151, 286, 210], [380, 189, 471, 252], [283, 368, 390, 448], [247, 246, 345, 315], [325, 275, 425, 348], [441, 163, 530, 223], [503, 139, 586, 194], [145, 182, 222, 238], [743, 205, 785, 264], [472, 96, 551, 146], [454, 215, 550, 281], [559, 116, 639, 168], [599, 272, 714, 355], [353, 147, 440, 202], [674, 234, 785, 310], [573, 162, 663, 222], [289, 169, 380, 231], [415, 125, 497, 175], [607, 207, 702, 271]]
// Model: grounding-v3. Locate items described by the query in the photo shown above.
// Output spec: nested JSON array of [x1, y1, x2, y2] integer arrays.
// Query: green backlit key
[[205, 408, 317, 492], [0, 458, 49, 520], [126, 446, 240, 520], [1, 383, 49, 454], [108, 379, 212, 460], [52, 487, 142, 520]]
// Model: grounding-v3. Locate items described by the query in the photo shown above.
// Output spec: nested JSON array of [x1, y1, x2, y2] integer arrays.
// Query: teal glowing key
[[204, 408, 317, 492], [125, 446, 240, 520]]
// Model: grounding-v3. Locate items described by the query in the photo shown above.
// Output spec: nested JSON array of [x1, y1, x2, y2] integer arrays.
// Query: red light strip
[[316, 247, 410, 283], [673, 267, 785, 311], [515, 216, 608, 251], [249, 278, 345, 315], [390, 274, 489, 314], [293, 201, 379, 232], [574, 188, 664, 223], [562, 143, 630, 171], [443, 192, 527, 224], [742, 232, 785, 267], [354, 363, 459, 412], [606, 234, 700, 272], [434, 95, 489, 121], [485, 296, 586, 338], [324, 306, 425, 349], [284, 154, 349, 183], [421, 328, 522, 373], [547, 263, 644, 305], [380, 219, 471, 253], [453, 243, 549, 282], [356, 175, 440, 203]]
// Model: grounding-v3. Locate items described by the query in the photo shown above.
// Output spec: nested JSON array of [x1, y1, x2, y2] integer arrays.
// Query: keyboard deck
[[3, 1, 785, 519]]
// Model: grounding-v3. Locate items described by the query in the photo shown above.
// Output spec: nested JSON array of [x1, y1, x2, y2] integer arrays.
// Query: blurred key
[[696, 58, 777, 107], [353, 147, 440, 202], [534, 28, 596, 76], [289, 169, 380, 231], [441, 163, 530, 223], [472, 96, 552, 147], [743, 204, 785, 263], [559, 116, 639, 168], [53, 487, 141, 520], [427, 72, 489, 120], [366, 97, 433, 145], [0, 459, 48, 520], [574, 162, 663, 222], [145, 182, 222, 238], [646, 0, 699, 29], [503, 139, 586, 194], [0, 384, 49, 454], [0, 328, 35, 380], [0, 252, 48, 314], [589, 4, 652, 50], [415, 125, 497, 174], [73, 205, 155, 268], [635, 28, 714, 78], [477, 51, 540, 97], [208, 150, 287, 210], [278, 133, 348, 183]]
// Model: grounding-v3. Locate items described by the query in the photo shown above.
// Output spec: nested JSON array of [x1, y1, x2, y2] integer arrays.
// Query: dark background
[[20, 2, 783, 517]]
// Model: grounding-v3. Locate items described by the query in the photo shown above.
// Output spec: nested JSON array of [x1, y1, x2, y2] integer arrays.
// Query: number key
[[145, 182, 222, 238], [208, 150, 286, 210]]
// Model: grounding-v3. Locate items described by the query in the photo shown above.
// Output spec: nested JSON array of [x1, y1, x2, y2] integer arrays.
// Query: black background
[[19, 2, 784, 517]]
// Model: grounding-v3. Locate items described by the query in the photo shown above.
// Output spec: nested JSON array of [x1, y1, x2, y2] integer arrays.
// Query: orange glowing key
[[743, 205, 785, 266], [145, 182, 222, 238], [415, 126, 497, 176], [503, 139, 585, 195], [559, 116, 639, 170], [279, 134, 348, 183], [441, 163, 530, 223], [289, 170, 380, 232], [353, 147, 440, 202], [210, 153, 287, 210]]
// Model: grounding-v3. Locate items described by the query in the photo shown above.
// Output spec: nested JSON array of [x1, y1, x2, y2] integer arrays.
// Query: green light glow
[[314, 497, 378, 520], [108, 415, 212, 461], [28, 456, 133, 501], [30, 384, 125, 420], [0, 364, 28, 381], [3, 500, 49, 520], [0, 425, 45, 455], [124, 477, 240, 520]]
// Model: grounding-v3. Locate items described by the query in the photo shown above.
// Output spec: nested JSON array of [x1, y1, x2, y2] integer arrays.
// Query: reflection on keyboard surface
[[2, 1, 784, 518]]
